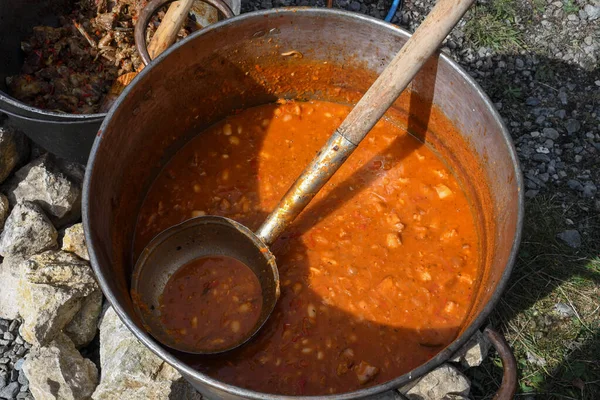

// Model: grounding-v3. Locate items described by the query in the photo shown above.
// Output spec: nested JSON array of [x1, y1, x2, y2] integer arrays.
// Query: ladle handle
[[256, 0, 475, 245]]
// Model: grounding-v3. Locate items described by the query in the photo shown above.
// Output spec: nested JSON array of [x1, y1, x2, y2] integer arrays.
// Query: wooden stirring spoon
[[99, 0, 195, 112]]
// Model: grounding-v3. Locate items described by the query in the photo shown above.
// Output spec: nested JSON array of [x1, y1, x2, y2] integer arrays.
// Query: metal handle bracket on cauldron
[[135, 0, 235, 66]]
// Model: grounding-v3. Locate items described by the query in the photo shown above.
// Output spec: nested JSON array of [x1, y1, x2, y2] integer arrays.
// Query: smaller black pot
[[0, 0, 241, 164], [0, 0, 104, 163]]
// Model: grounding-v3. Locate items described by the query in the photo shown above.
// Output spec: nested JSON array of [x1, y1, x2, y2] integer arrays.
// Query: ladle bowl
[[131, 216, 279, 354]]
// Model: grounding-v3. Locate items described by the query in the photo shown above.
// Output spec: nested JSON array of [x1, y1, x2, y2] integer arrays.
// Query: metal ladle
[[131, 0, 475, 355]]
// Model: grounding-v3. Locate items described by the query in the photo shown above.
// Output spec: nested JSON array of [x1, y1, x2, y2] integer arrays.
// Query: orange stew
[[135, 100, 480, 395], [160, 256, 263, 352]]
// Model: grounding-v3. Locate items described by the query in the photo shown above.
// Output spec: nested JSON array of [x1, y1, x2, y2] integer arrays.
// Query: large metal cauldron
[[0, 0, 240, 163], [83, 8, 524, 399]]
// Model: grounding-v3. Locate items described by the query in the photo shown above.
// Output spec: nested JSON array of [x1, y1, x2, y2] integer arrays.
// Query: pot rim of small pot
[[0, 91, 106, 121], [83, 8, 525, 399], [0, 0, 242, 123]]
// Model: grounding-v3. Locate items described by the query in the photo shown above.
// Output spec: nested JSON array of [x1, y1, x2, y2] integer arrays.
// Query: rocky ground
[[0, 0, 598, 399]]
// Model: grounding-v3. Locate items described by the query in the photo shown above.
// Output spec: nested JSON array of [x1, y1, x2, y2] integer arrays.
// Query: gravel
[[0, 319, 31, 400]]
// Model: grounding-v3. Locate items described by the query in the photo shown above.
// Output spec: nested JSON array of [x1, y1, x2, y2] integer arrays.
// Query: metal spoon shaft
[[256, 0, 475, 245]]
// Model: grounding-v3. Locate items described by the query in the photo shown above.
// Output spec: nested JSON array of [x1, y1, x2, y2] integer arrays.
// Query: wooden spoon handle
[[338, 0, 474, 145], [147, 0, 195, 60], [256, 0, 475, 245], [99, 0, 196, 112]]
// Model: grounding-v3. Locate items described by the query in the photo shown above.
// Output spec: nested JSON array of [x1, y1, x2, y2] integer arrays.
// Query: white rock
[[403, 364, 470, 400], [0, 256, 22, 319], [0, 126, 29, 185], [64, 290, 103, 348], [92, 306, 202, 400], [23, 332, 98, 400], [0, 201, 58, 259], [18, 250, 100, 345], [3, 153, 84, 228], [450, 330, 491, 368], [0, 193, 8, 230], [61, 223, 89, 261]]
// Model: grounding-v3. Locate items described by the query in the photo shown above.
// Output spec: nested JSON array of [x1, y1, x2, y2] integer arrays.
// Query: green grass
[[464, 0, 523, 50], [532, 0, 547, 15], [563, 0, 580, 14], [503, 85, 523, 101], [467, 195, 600, 399]]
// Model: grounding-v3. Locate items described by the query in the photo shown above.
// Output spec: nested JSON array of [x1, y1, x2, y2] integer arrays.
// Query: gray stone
[[526, 351, 547, 367], [542, 127, 560, 140], [0, 382, 19, 399], [558, 91, 567, 105], [17, 370, 27, 386], [13, 359, 24, 371], [555, 302, 576, 317], [557, 230, 581, 248], [91, 307, 202, 400], [0, 194, 8, 231], [525, 190, 539, 198], [584, 4, 599, 20], [567, 179, 584, 191], [61, 224, 89, 261], [515, 58, 524, 68], [403, 364, 470, 400], [583, 183, 597, 198], [526, 97, 540, 106], [23, 332, 98, 400], [17, 250, 100, 346], [2, 154, 84, 228], [450, 331, 491, 368], [532, 154, 551, 162], [565, 119, 581, 134], [0, 127, 29, 185], [0, 202, 57, 259]]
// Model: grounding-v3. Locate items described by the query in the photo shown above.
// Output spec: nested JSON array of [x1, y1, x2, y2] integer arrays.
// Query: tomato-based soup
[[160, 256, 263, 352], [135, 100, 480, 395]]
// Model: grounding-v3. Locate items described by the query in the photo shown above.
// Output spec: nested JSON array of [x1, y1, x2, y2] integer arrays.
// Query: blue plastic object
[[385, 0, 402, 22]]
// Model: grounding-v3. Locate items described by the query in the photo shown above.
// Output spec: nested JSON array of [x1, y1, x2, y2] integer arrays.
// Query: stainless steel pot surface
[[83, 8, 524, 399]]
